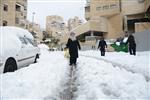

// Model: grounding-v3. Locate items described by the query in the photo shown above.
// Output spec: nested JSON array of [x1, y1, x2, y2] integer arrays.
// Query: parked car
[[0, 26, 40, 73]]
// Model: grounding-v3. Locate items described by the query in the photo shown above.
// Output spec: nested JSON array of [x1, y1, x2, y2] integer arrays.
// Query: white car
[[0, 26, 40, 73]]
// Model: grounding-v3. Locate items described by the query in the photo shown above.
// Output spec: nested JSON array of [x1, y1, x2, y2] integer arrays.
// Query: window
[[26, 38, 37, 46], [16, 4, 21, 11], [96, 6, 102, 11], [24, 16, 26, 19], [3, 4, 8, 11], [138, 0, 145, 3], [20, 23, 25, 27], [3, 20, 7, 26], [110, 4, 117, 9], [23, 0, 27, 2], [21, 12, 24, 16], [15, 18, 19, 24], [103, 5, 109, 10], [85, 6, 90, 12], [19, 37, 27, 44], [24, 6, 27, 11]]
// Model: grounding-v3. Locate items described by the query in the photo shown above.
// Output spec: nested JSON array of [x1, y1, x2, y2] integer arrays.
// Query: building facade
[[46, 15, 69, 44], [72, 0, 150, 42], [26, 22, 43, 42], [68, 16, 83, 31], [0, 0, 27, 28], [0, 0, 43, 42]]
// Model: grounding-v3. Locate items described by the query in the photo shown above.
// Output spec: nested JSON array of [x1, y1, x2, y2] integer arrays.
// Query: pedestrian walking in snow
[[66, 32, 81, 66], [126, 34, 136, 55], [98, 37, 107, 56]]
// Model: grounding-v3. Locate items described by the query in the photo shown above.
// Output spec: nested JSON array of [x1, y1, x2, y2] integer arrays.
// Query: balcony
[[15, 11, 24, 18]]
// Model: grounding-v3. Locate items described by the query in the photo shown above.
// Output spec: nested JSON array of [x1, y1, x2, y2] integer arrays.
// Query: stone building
[[46, 15, 69, 45], [0, 0, 43, 42], [26, 22, 43, 42], [72, 0, 150, 42], [0, 0, 27, 28], [68, 16, 83, 31]]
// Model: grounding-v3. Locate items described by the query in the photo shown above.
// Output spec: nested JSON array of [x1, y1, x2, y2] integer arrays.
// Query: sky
[[27, 0, 86, 29]]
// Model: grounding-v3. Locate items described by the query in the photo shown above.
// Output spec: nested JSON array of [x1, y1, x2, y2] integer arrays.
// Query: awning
[[71, 19, 108, 36]]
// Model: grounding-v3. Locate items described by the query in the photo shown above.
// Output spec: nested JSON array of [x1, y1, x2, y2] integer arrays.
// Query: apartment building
[[72, 0, 150, 42], [26, 22, 43, 42], [68, 16, 83, 31], [0, 0, 27, 28], [46, 15, 69, 44]]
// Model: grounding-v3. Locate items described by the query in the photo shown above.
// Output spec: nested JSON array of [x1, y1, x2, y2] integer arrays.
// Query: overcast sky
[[27, 0, 86, 29]]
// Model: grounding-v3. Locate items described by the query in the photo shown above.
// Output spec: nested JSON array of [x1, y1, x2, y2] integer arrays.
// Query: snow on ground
[[0, 44, 149, 100], [80, 50, 150, 80], [0, 44, 69, 99], [75, 56, 150, 100]]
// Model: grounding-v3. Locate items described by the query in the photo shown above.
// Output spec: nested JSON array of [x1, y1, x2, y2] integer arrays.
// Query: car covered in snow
[[0, 26, 40, 73]]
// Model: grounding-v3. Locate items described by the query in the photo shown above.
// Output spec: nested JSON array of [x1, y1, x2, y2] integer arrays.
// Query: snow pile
[[80, 50, 150, 80], [38, 44, 49, 50], [76, 56, 150, 100], [0, 45, 69, 99]]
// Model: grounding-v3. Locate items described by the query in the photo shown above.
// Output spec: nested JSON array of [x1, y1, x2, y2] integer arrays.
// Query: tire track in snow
[[80, 54, 149, 82], [58, 65, 77, 100], [44, 65, 75, 100]]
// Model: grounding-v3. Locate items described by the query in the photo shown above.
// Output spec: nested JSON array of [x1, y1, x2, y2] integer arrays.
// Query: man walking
[[98, 37, 107, 56], [126, 34, 136, 55]]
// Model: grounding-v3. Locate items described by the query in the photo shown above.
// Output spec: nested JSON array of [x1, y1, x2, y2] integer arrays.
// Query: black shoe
[[69, 64, 73, 66]]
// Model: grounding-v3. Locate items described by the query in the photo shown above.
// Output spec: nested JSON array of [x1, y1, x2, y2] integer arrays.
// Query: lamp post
[[32, 12, 35, 30]]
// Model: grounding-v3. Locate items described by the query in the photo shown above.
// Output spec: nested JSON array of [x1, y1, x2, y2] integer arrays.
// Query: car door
[[17, 37, 29, 68], [24, 38, 36, 64]]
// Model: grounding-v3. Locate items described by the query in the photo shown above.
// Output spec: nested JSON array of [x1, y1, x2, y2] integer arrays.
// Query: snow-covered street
[[0, 44, 150, 100], [0, 45, 70, 99]]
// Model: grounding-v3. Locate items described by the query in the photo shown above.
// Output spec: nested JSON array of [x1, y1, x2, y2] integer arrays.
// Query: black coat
[[126, 35, 136, 47], [66, 38, 81, 58], [98, 40, 107, 51]]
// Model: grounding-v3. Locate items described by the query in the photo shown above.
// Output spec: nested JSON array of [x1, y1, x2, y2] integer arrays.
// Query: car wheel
[[34, 54, 39, 63], [4, 59, 17, 73]]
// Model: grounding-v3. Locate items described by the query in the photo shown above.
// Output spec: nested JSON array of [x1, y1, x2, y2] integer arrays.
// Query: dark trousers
[[129, 46, 136, 55], [70, 57, 77, 65], [100, 48, 105, 56], [101, 50, 105, 56]]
